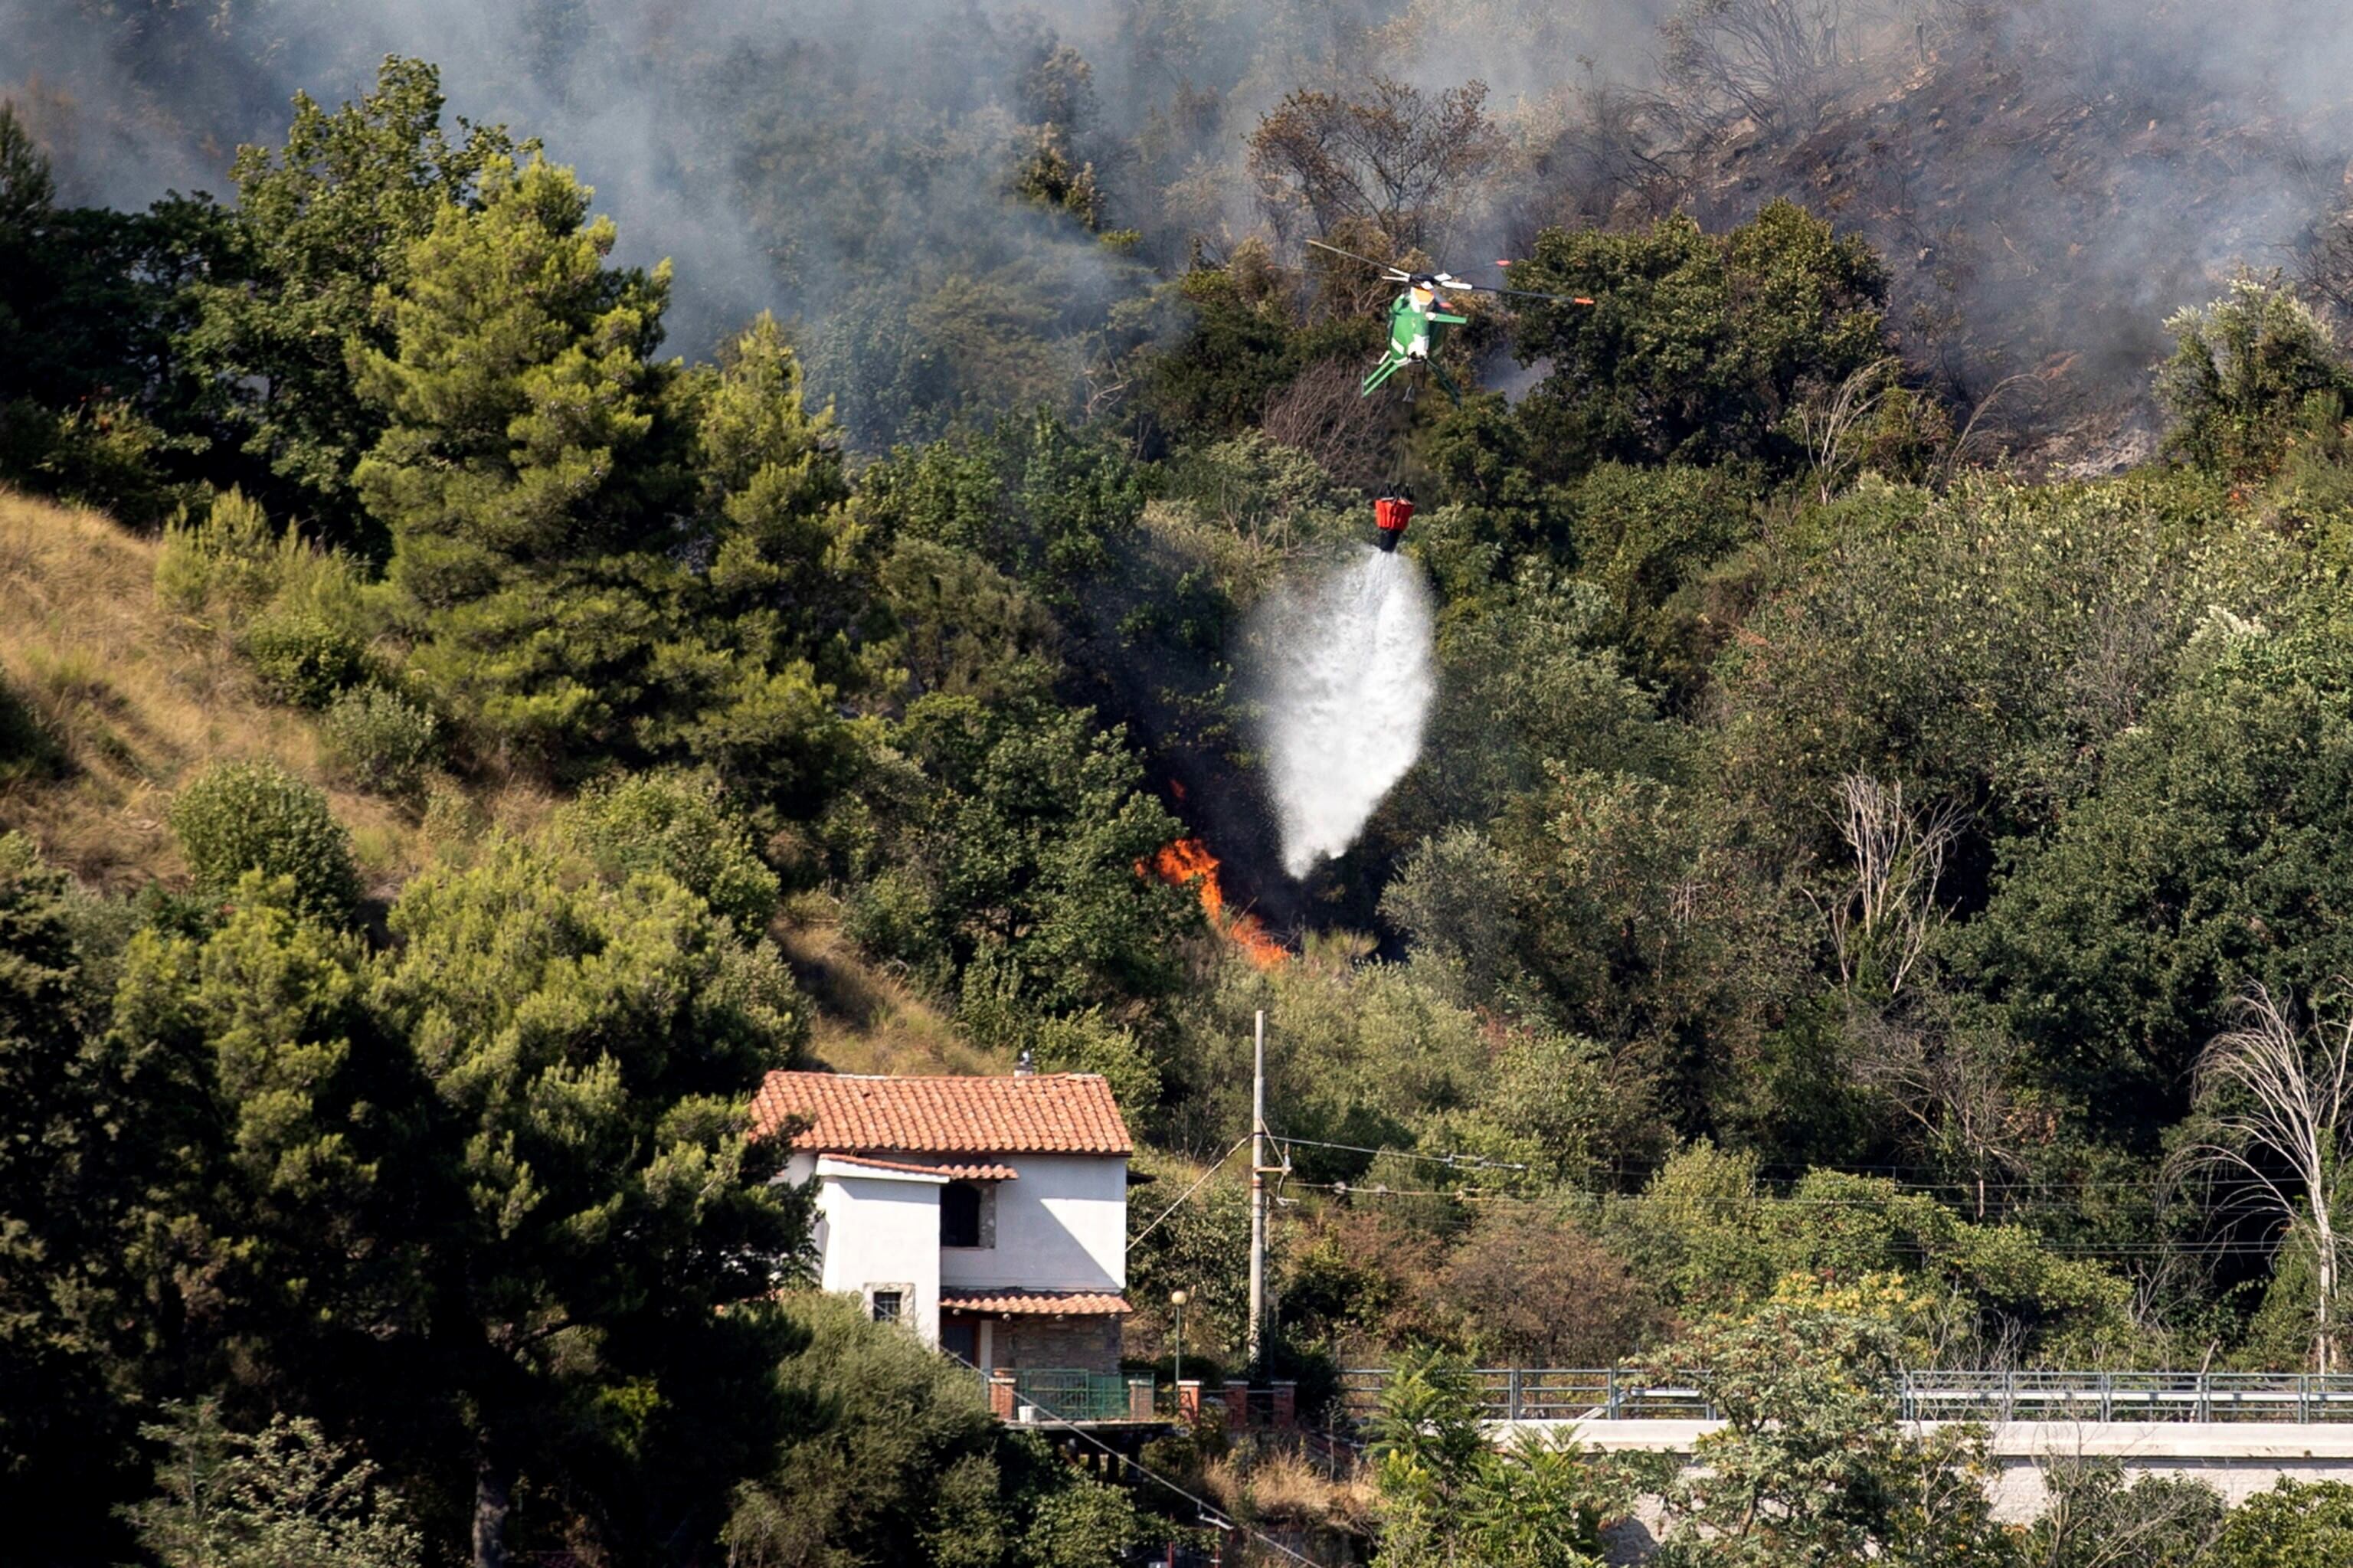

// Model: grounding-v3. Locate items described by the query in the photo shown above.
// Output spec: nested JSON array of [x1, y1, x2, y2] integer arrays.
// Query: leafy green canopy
[[0, 836, 147, 1561], [365, 837, 812, 1559], [1644, 1291, 2013, 1568], [182, 57, 523, 549], [0, 102, 227, 526], [351, 154, 861, 788], [2213, 1481, 2353, 1568], [551, 770, 784, 933], [725, 1293, 1154, 1568], [1368, 1347, 1622, 1568], [351, 153, 684, 751], [1961, 616, 2353, 1140], [1711, 470, 2291, 845], [2, 804, 820, 1566], [1508, 201, 1890, 477], [2158, 274, 2353, 480], [849, 694, 1194, 1016], [127, 1401, 424, 1568]]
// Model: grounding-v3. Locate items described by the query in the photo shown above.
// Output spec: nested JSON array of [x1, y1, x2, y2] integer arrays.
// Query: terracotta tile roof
[[938, 1288, 1133, 1316], [752, 1072, 1132, 1157], [820, 1153, 1020, 1182]]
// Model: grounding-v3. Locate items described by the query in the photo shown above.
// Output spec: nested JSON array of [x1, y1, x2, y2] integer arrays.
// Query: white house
[[751, 1066, 1135, 1373]]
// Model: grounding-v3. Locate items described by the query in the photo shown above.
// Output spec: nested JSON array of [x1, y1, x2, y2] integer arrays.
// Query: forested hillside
[[15, 2, 2353, 1564]]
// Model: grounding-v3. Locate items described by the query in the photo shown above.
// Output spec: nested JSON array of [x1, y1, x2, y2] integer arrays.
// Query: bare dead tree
[[1893, 0, 2008, 52], [2179, 984, 2353, 1376], [2290, 182, 2353, 341], [1260, 356, 1396, 490], [1504, 82, 1687, 243], [1793, 356, 1901, 503], [1658, 0, 1868, 140], [1936, 370, 2045, 488], [1851, 1008, 2027, 1222], [1247, 77, 1505, 253], [1819, 773, 1961, 997], [1892, 1272, 2018, 1373]]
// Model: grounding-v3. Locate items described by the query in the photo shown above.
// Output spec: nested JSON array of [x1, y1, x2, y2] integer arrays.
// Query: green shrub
[[2158, 274, 2353, 477], [322, 685, 440, 797], [155, 487, 300, 614], [241, 607, 370, 708], [1029, 1009, 1160, 1115], [551, 770, 781, 931], [0, 398, 196, 531], [168, 761, 359, 921], [418, 781, 487, 855], [127, 1401, 423, 1568], [2214, 1478, 2353, 1565], [841, 867, 939, 972]]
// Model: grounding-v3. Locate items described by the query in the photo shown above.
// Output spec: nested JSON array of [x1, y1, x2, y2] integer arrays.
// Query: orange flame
[[1144, 836, 1289, 969]]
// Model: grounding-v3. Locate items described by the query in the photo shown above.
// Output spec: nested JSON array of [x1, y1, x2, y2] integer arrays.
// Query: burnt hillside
[[1665, 5, 2344, 470]]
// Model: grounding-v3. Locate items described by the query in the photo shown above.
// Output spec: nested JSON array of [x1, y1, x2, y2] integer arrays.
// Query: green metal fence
[[1011, 1367, 1134, 1422]]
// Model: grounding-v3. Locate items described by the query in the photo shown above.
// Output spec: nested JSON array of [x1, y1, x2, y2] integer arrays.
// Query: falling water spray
[[1249, 545, 1437, 878]]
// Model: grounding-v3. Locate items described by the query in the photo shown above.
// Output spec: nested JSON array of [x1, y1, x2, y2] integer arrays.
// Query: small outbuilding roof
[[751, 1071, 1133, 1157]]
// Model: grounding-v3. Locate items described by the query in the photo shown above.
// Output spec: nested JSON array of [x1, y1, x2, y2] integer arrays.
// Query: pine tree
[[0, 836, 143, 1561], [658, 313, 866, 810], [182, 57, 521, 547], [353, 153, 688, 765], [367, 841, 810, 1568]]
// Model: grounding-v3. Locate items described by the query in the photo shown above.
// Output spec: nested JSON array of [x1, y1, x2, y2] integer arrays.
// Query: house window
[[871, 1289, 904, 1324], [941, 1181, 988, 1248]]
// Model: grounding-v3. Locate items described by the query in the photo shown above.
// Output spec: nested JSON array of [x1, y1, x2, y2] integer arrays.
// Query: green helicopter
[[1309, 237, 1593, 402]]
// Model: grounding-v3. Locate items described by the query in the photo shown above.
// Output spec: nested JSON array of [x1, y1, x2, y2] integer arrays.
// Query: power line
[[1273, 1137, 2234, 1199], [1271, 1134, 1528, 1172], [1287, 1178, 1499, 1200], [1129, 1134, 1253, 1253]]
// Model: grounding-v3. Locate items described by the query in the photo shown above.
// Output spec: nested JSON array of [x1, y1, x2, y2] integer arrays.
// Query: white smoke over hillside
[[1249, 548, 1436, 877], [10, 0, 2353, 450]]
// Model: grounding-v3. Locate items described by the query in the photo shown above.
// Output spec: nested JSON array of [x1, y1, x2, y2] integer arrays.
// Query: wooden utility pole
[[1247, 1008, 1267, 1376]]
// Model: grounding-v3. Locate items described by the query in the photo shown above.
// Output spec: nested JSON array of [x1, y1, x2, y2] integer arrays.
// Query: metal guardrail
[[1339, 1367, 1714, 1422], [1338, 1368, 2353, 1425], [1893, 1370, 2353, 1424]]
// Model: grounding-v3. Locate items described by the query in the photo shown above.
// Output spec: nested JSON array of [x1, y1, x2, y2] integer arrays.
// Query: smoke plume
[[12, 0, 2353, 455], [1249, 547, 1436, 878]]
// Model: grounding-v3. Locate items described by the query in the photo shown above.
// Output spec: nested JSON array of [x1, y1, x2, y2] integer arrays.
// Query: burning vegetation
[[1146, 836, 1290, 968]]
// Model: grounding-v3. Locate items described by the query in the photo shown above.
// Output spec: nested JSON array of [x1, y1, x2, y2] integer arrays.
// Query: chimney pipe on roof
[[1014, 1047, 1035, 1078]]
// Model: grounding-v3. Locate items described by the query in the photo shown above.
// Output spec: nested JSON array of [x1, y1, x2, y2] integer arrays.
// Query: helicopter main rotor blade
[[1308, 237, 1596, 303], [1306, 237, 1402, 275], [1493, 260, 1597, 306], [1442, 282, 1599, 306], [1493, 286, 1597, 305]]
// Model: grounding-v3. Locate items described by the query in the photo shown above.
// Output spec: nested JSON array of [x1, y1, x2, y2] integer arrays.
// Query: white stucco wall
[[807, 1160, 944, 1343], [780, 1148, 1130, 1347], [940, 1154, 1127, 1294]]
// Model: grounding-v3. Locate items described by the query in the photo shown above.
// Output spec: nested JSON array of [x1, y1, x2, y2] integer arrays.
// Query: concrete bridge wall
[[1494, 1418, 2353, 1547]]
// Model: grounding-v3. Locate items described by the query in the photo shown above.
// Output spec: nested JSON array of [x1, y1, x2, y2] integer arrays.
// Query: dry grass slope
[[774, 896, 1000, 1078], [0, 487, 547, 895], [0, 486, 985, 1069]]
